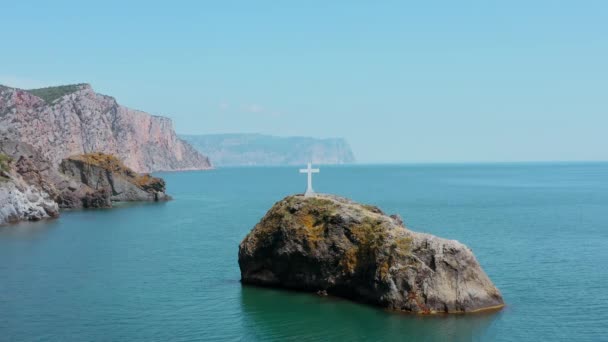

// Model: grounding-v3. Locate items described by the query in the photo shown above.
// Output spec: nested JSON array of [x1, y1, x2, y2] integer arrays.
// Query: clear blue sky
[[1, 1, 606, 163]]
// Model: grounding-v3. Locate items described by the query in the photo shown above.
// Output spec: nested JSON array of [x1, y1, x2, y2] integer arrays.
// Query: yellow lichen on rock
[[341, 247, 359, 274], [59, 152, 169, 204], [0, 153, 12, 181], [297, 213, 315, 229], [66, 152, 162, 190], [68, 152, 127, 173], [378, 260, 390, 281]]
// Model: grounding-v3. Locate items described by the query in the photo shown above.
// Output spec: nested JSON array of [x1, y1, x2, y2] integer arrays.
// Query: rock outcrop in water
[[0, 84, 211, 172], [239, 194, 504, 314]]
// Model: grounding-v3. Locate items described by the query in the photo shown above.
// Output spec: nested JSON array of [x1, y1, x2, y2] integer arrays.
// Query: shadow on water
[[239, 285, 502, 342], [0, 218, 61, 238], [62, 199, 170, 212], [0, 200, 168, 238]]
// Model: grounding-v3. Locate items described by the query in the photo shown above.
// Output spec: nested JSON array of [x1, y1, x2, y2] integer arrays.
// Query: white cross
[[299, 162, 320, 197]]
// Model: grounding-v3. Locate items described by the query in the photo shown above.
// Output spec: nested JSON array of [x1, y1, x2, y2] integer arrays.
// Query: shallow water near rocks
[[1, 163, 607, 341]]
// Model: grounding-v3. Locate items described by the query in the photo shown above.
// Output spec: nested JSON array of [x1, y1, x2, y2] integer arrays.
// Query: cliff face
[[0, 84, 211, 172], [0, 153, 59, 225], [182, 134, 355, 166], [239, 194, 504, 314]]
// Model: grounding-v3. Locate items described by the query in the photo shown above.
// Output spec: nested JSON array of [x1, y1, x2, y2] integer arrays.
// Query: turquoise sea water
[[1, 163, 607, 341]]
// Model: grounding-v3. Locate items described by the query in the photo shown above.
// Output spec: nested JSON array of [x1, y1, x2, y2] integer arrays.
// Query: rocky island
[[239, 194, 504, 314]]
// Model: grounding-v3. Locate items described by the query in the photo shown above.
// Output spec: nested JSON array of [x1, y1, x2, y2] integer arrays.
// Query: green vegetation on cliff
[[0, 153, 10, 172], [27, 84, 86, 104], [0, 153, 11, 181]]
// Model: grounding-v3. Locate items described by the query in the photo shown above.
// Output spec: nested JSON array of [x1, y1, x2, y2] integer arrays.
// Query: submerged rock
[[238, 194, 504, 314]]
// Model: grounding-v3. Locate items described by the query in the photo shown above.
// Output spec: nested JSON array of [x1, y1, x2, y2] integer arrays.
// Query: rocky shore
[[239, 194, 505, 314], [0, 140, 170, 225], [0, 153, 59, 224], [0, 82, 208, 225]]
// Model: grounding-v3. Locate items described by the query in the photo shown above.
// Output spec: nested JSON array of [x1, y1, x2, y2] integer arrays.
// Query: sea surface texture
[[1, 163, 606, 341]]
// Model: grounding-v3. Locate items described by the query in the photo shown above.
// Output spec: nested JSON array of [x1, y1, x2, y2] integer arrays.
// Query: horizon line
[[182, 160, 608, 169]]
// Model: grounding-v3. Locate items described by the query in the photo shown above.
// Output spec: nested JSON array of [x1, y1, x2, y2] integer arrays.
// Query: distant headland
[[181, 133, 355, 166]]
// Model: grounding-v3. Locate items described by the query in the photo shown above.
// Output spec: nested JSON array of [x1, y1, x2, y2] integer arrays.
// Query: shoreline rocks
[[0, 81, 205, 226], [0, 154, 59, 225], [238, 194, 505, 314], [0, 141, 171, 225]]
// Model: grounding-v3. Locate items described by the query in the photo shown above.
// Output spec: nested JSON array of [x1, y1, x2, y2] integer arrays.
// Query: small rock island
[[239, 194, 504, 314]]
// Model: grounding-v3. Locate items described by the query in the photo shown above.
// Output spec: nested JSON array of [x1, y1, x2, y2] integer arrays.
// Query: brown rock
[[239, 194, 505, 314], [59, 152, 171, 204]]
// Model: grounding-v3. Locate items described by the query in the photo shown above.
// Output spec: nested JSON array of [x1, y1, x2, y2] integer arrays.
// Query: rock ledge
[[59, 152, 171, 207]]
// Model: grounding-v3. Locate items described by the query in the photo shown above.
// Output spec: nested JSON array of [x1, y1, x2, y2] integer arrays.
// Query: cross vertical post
[[299, 162, 320, 197]]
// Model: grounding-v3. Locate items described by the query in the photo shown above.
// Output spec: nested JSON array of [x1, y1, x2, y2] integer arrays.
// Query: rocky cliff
[[182, 134, 355, 166], [0, 152, 59, 225], [0, 84, 211, 172], [239, 194, 504, 314]]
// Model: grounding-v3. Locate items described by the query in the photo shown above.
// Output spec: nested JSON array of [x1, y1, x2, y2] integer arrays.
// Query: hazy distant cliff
[[181, 134, 355, 166], [0, 84, 211, 172]]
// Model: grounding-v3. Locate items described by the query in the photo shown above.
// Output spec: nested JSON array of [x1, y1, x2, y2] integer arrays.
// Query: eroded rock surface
[[239, 194, 504, 314], [0, 153, 58, 225], [59, 153, 170, 206]]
